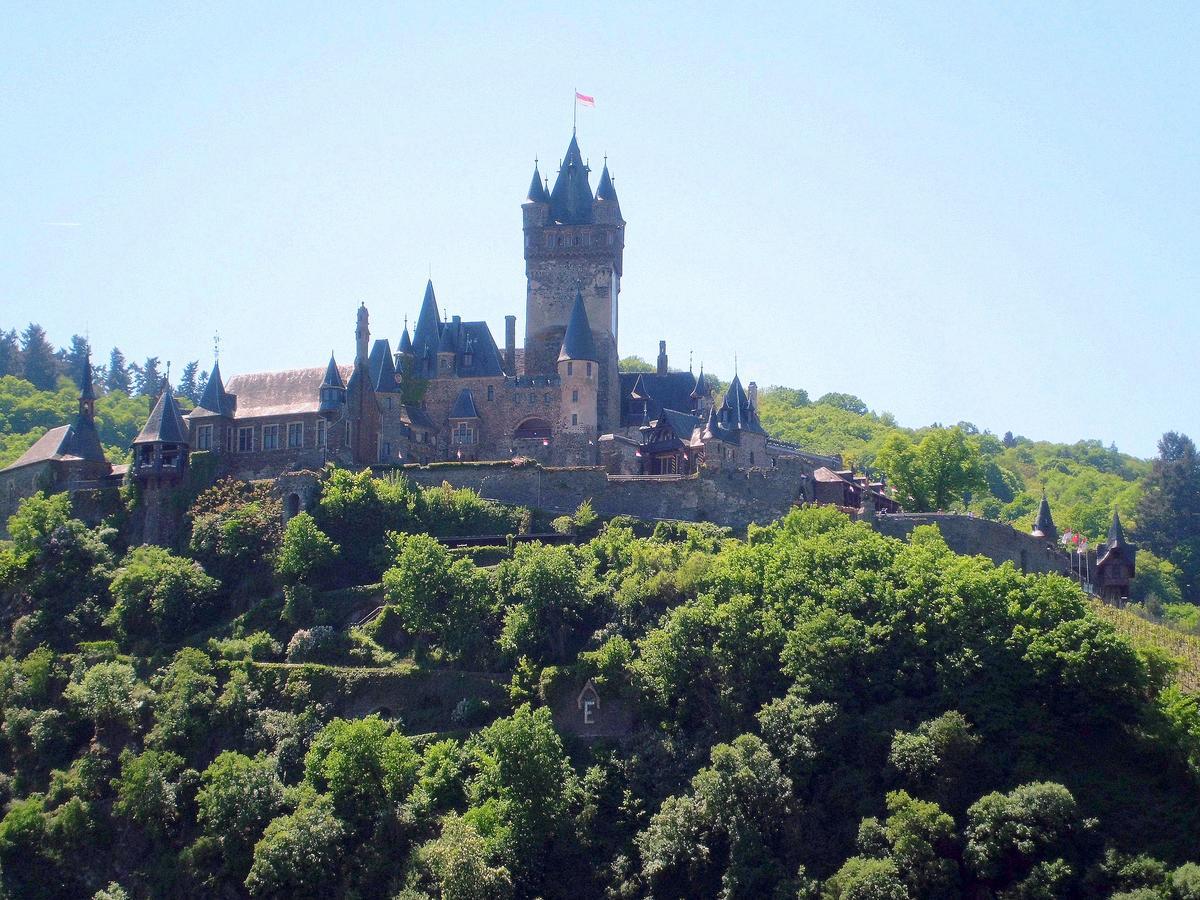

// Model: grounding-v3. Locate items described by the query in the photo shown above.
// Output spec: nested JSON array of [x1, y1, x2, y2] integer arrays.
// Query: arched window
[[513, 418, 553, 441]]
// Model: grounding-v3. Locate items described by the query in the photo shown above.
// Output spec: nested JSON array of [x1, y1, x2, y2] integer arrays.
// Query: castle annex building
[[173, 129, 803, 479]]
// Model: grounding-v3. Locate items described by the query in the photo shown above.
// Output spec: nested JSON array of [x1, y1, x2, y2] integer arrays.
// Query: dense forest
[[5, 470, 1200, 898], [0, 329, 1198, 896]]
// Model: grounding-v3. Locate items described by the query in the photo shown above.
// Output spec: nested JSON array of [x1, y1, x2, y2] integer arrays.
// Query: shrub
[[285, 627, 346, 664]]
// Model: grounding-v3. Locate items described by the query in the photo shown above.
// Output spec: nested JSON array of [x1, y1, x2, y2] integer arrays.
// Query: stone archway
[[513, 417, 553, 441], [283, 492, 301, 522]]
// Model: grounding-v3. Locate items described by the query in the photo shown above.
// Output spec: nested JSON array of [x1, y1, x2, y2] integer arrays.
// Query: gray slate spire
[[1107, 510, 1128, 549], [595, 163, 618, 203], [398, 325, 413, 355], [413, 280, 442, 359], [133, 386, 187, 445], [558, 290, 598, 362], [449, 388, 479, 419], [526, 162, 550, 203], [549, 134, 595, 225], [1032, 493, 1057, 541], [195, 360, 231, 416], [321, 354, 345, 389]]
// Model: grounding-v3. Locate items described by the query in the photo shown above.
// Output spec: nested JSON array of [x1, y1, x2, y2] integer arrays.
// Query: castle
[[0, 127, 1136, 602], [162, 129, 803, 480]]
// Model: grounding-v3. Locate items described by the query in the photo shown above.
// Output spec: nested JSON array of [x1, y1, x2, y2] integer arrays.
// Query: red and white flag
[[575, 91, 595, 108]]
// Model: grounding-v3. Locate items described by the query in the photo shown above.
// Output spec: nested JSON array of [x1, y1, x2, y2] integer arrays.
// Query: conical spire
[[690, 366, 710, 400], [413, 280, 442, 359], [723, 374, 748, 429], [526, 162, 550, 203], [195, 360, 230, 416], [629, 373, 650, 400], [398, 325, 413, 355], [133, 384, 187, 445], [79, 352, 97, 402], [1032, 492, 1057, 540], [558, 289, 598, 362], [549, 133, 595, 225], [321, 353, 344, 389], [595, 163, 619, 203], [702, 403, 719, 440], [1107, 510, 1128, 549]]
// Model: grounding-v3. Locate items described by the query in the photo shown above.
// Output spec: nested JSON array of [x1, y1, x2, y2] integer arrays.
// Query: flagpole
[[573, 87, 577, 133]]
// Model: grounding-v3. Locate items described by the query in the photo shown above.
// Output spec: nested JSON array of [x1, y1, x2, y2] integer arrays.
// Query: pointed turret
[[318, 353, 346, 417], [398, 325, 413, 355], [722, 374, 748, 429], [133, 385, 188, 446], [412, 280, 442, 370], [690, 367, 711, 400], [437, 321, 458, 354], [78, 351, 97, 422], [558, 290, 598, 362], [526, 162, 550, 204], [549, 134, 595, 225], [1031, 492, 1057, 542], [1107, 510, 1128, 549], [194, 360, 232, 417], [448, 388, 479, 420], [595, 164, 619, 203], [702, 403, 719, 440]]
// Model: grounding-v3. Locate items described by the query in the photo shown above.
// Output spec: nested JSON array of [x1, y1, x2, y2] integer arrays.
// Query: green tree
[[1137, 432, 1200, 598], [147, 647, 218, 752], [178, 360, 200, 403], [197, 751, 285, 875], [105, 347, 131, 393], [107, 545, 221, 644], [303, 716, 419, 827], [964, 782, 1084, 892], [275, 512, 338, 588], [875, 426, 986, 511], [246, 794, 344, 899], [0, 328, 20, 378], [413, 813, 514, 900], [816, 392, 868, 415], [619, 355, 655, 373], [65, 660, 142, 736], [313, 468, 420, 579], [112, 749, 186, 839], [20, 323, 58, 389], [496, 543, 591, 664], [637, 733, 793, 897], [469, 704, 574, 872]]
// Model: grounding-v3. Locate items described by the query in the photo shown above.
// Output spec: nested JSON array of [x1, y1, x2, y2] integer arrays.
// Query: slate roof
[[189, 361, 234, 418], [321, 355, 345, 389], [1, 417, 107, 472], [690, 368, 711, 400], [79, 355, 97, 401], [402, 404, 436, 431], [658, 408, 701, 443], [549, 133, 595, 225], [716, 374, 766, 435], [1032, 494, 1056, 537], [134, 389, 188, 445], [448, 389, 480, 419], [368, 341, 400, 393], [526, 163, 550, 203], [223, 365, 352, 419], [595, 164, 619, 203], [558, 291, 598, 362], [398, 327, 413, 354], [412, 280, 443, 360], [1106, 510, 1128, 549], [619, 370, 698, 427]]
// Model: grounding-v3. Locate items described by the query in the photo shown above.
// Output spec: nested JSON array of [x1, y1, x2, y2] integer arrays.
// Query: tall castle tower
[[523, 132, 624, 432]]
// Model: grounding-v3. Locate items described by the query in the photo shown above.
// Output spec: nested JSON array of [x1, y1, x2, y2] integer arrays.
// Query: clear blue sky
[[3, 3, 1196, 458]]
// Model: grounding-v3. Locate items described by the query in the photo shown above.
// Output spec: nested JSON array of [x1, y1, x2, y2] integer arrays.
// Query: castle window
[[544, 392, 550, 403], [263, 425, 280, 450], [572, 413, 578, 426], [317, 420, 327, 447], [750, 451, 755, 466], [487, 385, 494, 401], [288, 422, 304, 448], [545, 234, 553, 248], [586, 362, 592, 377], [452, 422, 475, 445], [573, 234, 580, 246], [238, 427, 254, 453], [607, 233, 614, 246], [464, 352, 473, 367], [197, 425, 213, 451], [381, 441, 391, 462], [567, 361, 573, 376], [572, 389, 578, 403]]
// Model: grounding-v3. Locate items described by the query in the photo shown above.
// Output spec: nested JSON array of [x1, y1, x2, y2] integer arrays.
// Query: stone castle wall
[[398, 460, 810, 530], [871, 512, 1070, 576]]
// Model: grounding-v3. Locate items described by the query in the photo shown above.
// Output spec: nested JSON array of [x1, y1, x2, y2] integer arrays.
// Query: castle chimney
[[748, 381, 758, 409], [504, 315, 516, 374], [657, 340, 668, 376]]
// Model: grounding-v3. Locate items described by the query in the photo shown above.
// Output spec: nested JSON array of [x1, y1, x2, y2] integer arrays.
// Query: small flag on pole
[[575, 91, 595, 107]]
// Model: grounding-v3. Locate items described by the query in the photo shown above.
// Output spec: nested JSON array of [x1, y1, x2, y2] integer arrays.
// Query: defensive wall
[[392, 460, 811, 531], [870, 511, 1070, 576]]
